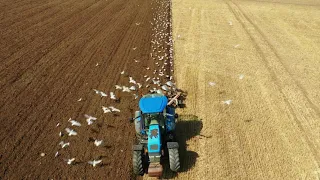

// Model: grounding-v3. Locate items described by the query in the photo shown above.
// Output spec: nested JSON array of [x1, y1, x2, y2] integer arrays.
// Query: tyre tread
[[133, 151, 144, 175], [168, 148, 180, 172]]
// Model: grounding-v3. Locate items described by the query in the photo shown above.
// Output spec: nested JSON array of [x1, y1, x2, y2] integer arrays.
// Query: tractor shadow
[[161, 114, 203, 179]]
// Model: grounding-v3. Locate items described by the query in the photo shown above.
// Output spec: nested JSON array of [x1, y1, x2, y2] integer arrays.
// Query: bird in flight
[[93, 89, 107, 97], [129, 77, 137, 84], [102, 106, 111, 113], [88, 160, 102, 167], [129, 86, 136, 91], [68, 118, 81, 127], [122, 86, 131, 92], [84, 114, 97, 125], [110, 92, 116, 100], [161, 85, 169, 91], [65, 158, 75, 165], [59, 141, 70, 148], [166, 81, 174, 87], [115, 85, 122, 89], [65, 128, 77, 136], [94, 139, 103, 146], [222, 100, 232, 105], [109, 106, 120, 112]]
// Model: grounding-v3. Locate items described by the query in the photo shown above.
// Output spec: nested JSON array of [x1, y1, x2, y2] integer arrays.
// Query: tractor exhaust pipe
[[148, 163, 163, 177]]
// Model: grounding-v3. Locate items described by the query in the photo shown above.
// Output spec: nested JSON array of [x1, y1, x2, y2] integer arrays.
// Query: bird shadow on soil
[[161, 114, 203, 179]]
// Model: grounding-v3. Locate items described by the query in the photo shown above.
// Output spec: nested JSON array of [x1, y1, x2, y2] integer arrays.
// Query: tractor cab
[[141, 113, 165, 131], [134, 93, 177, 137], [139, 93, 168, 114], [138, 94, 168, 133]]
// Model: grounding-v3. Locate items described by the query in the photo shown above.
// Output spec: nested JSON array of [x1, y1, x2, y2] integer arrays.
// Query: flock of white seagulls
[[50, 0, 179, 168], [49, 0, 243, 169]]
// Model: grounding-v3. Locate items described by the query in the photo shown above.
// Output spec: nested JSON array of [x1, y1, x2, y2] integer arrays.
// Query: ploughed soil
[[0, 0, 172, 179]]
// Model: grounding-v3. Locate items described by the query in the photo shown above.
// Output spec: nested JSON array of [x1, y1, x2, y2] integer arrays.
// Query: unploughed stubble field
[[171, 0, 320, 179]]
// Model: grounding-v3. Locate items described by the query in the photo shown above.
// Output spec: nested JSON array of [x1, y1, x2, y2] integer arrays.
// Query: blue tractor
[[132, 93, 180, 177]]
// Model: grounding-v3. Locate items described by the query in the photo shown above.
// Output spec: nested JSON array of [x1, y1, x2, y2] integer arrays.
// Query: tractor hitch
[[148, 162, 163, 177]]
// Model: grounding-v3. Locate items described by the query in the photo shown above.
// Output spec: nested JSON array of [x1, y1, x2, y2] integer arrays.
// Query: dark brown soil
[[0, 0, 171, 179]]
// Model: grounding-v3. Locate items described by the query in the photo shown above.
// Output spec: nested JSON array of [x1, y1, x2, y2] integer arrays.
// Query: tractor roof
[[139, 94, 168, 114]]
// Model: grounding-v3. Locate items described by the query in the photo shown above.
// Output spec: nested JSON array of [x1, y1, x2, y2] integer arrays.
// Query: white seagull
[[122, 86, 131, 92], [84, 114, 97, 123], [129, 77, 136, 84], [166, 81, 174, 87], [234, 44, 240, 48], [110, 92, 116, 100], [156, 89, 163, 94], [68, 119, 81, 127], [88, 160, 102, 167], [129, 86, 136, 91], [84, 114, 97, 125], [93, 89, 107, 97], [102, 106, 112, 113], [59, 141, 70, 148], [153, 79, 161, 85], [65, 158, 76, 165], [94, 139, 103, 146], [65, 128, 77, 136], [222, 100, 232, 105], [109, 106, 120, 112], [161, 85, 169, 91], [115, 85, 122, 89]]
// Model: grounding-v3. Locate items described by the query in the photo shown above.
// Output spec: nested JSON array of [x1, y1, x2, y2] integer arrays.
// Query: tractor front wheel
[[168, 148, 180, 172], [133, 150, 144, 175]]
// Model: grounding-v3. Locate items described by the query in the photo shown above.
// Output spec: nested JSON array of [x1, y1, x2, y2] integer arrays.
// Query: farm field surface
[[171, 0, 320, 179], [0, 0, 173, 178], [1, 0, 320, 179]]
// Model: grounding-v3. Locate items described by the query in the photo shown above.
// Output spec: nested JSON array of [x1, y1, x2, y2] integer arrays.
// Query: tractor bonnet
[[139, 94, 168, 113]]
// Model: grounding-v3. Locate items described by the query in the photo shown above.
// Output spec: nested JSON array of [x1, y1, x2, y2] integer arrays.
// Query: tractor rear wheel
[[168, 148, 180, 172], [133, 150, 144, 175]]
